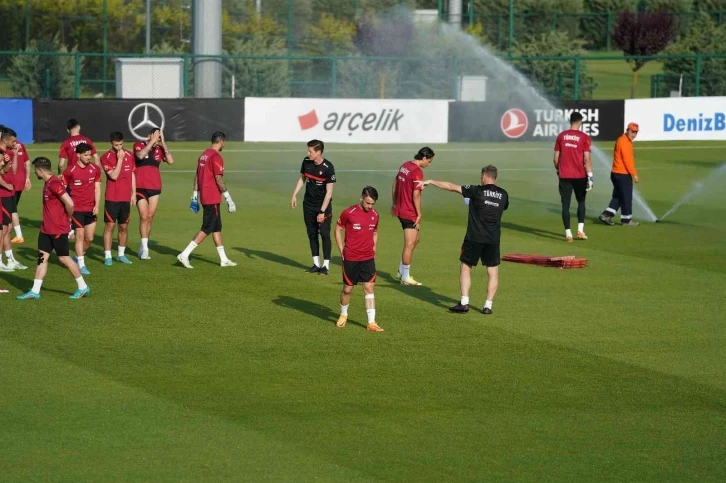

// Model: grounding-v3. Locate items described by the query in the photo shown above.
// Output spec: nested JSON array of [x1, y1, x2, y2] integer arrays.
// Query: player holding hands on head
[[334, 186, 384, 333], [134, 128, 174, 260], [177, 131, 236, 269], [392, 146, 434, 286], [17, 157, 90, 300], [101, 132, 136, 266], [417, 165, 509, 315], [290, 139, 336, 275], [553, 112, 593, 242], [0, 133, 26, 271]]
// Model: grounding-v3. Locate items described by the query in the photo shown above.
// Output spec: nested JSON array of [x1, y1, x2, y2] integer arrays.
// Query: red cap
[[627, 122, 639, 132]]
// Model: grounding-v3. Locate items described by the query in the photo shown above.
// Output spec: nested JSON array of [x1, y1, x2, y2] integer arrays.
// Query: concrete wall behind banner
[[0, 99, 34, 144], [624, 97, 726, 141], [449, 101, 625, 142], [33, 99, 245, 143], [244, 98, 449, 144]]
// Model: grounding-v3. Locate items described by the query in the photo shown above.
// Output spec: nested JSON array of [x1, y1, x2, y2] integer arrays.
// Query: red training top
[[133, 142, 166, 190], [554, 129, 591, 179], [41, 176, 70, 235], [337, 204, 379, 262], [197, 148, 225, 205], [101, 149, 135, 202], [13, 142, 30, 191], [59, 134, 97, 167], [62, 162, 101, 212], [393, 160, 423, 221]]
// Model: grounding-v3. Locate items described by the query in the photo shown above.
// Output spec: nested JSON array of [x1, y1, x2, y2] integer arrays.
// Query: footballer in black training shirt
[[418, 165, 509, 315], [290, 139, 336, 275]]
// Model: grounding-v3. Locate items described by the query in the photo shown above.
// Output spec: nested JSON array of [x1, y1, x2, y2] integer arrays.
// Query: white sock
[[577, 223, 584, 233], [340, 304, 349, 316], [565, 229, 573, 238], [13, 225, 22, 238], [141, 238, 149, 250], [366, 309, 376, 323], [32, 279, 43, 293], [77, 255, 85, 268], [399, 260, 404, 275], [118, 246, 126, 257], [216, 245, 229, 263], [68, 229, 74, 236], [76, 276, 88, 290], [4, 250, 14, 262], [313, 255, 320, 267], [402, 264, 411, 279], [484, 300, 493, 310], [461, 295, 470, 306], [104, 250, 112, 259], [323, 259, 330, 269], [181, 240, 198, 258]]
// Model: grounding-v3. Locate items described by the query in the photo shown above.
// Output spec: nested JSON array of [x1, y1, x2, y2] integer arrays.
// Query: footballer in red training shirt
[[334, 186, 384, 333], [62, 143, 102, 275], [17, 157, 90, 300], [554, 111, 593, 242], [100, 131, 136, 266], [177, 131, 237, 269], [58, 118, 99, 173], [0, 125, 31, 244], [133, 127, 175, 260], [391, 146, 434, 286]]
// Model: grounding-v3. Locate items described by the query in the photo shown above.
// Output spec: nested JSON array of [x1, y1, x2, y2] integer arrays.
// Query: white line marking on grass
[[163, 167, 674, 174]]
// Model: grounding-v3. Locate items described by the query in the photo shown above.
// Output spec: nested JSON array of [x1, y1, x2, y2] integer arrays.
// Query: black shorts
[[136, 188, 161, 202], [38, 232, 70, 257], [13, 190, 22, 206], [460, 239, 500, 267], [398, 217, 417, 230], [558, 178, 587, 203], [1, 196, 16, 224], [342, 258, 376, 286], [71, 211, 97, 228], [201, 204, 222, 235], [104, 201, 131, 224]]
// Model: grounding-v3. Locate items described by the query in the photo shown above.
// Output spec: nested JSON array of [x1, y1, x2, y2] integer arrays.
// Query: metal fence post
[[45, 68, 51, 98], [74, 53, 81, 98], [102, 0, 108, 95], [694, 54, 702, 96], [183, 54, 189, 97], [606, 11, 612, 51], [452, 58, 459, 100], [24, 0, 30, 49], [573, 56, 580, 101], [331, 57, 337, 98]]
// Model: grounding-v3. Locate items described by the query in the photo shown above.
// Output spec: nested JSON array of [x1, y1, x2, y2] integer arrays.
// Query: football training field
[[2, 141, 725, 482]]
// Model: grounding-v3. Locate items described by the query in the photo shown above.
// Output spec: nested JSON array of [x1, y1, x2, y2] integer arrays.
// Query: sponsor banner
[[449, 101, 624, 142], [33, 99, 245, 143], [624, 97, 726, 141], [0, 99, 34, 143], [244, 98, 449, 143]]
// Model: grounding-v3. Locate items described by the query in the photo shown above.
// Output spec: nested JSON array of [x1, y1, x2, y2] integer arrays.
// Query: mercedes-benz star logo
[[128, 102, 165, 141]]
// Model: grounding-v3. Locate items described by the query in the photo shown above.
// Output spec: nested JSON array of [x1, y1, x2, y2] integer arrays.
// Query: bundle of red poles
[[502, 254, 588, 269]]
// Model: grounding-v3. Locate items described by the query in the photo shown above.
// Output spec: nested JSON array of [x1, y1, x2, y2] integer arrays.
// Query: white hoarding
[[244, 98, 449, 143], [623, 97, 726, 141]]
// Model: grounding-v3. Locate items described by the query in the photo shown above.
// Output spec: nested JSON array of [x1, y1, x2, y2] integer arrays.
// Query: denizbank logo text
[[663, 112, 726, 132]]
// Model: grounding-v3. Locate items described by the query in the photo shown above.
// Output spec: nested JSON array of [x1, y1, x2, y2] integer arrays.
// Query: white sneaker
[[177, 254, 193, 269], [139, 249, 151, 260], [7, 260, 27, 270], [220, 259, 237, 267], [0, 262, 14, 272]]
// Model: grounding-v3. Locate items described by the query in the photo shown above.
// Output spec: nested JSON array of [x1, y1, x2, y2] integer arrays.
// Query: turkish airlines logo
[[501, 108, 528, 139], [298, 110, 319, 130]]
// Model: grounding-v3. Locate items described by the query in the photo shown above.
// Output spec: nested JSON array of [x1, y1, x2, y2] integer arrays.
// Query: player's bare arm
[[193, 173, 198, 191], [419, 179, 463, 194], [93, 180, 101, 215], [107, 150, 125, 180], [373, 231, 378, 256], [413, 189, 423, 227], [93, 153, 102, 169], [584, 151, 593, 174], [10, 145, 18, 174], [214, 174, 227, 194], [317, 183, 334, 223], [131, 172, 137, 206], [60, 192, 74, 217], [160, 132, 175, 165], [24, 158, 31, 190], [334, 223, 345, 260], [291, 174, 304, 209], [58, 157, 67, 174], [390, 177, 398, 216], [553, 150, 560, 171]]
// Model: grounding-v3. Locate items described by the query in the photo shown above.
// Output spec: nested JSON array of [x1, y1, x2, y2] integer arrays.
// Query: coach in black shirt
[[418, 165, 509, 315], [290, 139, 336, 275]]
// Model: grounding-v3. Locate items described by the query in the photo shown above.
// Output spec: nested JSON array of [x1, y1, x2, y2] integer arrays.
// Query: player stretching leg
[[177, 132, 236, 268], [392, 147, 434, 286], [101, 132, 136, 265], [335, 186, 383, 332], [419, 166, 509, 315], [17, 157, 89, 300], [134, 128, 174, 259], [0, 133, 26, 271]]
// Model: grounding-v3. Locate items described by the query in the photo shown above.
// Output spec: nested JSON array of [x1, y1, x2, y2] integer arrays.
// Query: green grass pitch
[[1, 140, 725, 482]]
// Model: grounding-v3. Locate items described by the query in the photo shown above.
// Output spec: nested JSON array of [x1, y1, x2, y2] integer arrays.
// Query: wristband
[[192, 190, 198, 199], [587, 172, 593, 178]]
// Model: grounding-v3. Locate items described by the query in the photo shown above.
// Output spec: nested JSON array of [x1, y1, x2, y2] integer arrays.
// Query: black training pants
[[303, 204, 332, 260], [603, 173, 634, 220], [558, 178, 587, 230]]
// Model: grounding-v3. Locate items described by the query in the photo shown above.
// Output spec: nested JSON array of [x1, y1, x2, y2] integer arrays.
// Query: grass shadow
[[233, 247, 309, 271], [502, 221, 563, 241], [376, 270, 458, 309], [272, 295, 367, 328]]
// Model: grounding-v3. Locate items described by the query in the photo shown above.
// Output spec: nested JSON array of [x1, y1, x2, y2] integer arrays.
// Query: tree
[[222, 36, 290, 98], [581, 0, 638, 50], [612, 11, 676, 97], [662, 13, 726, 96]]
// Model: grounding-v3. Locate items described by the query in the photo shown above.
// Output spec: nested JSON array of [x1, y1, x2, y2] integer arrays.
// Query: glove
[[189, 191, 199, 214], [586, 172, 594, 192], [223, 191, 236, 213]]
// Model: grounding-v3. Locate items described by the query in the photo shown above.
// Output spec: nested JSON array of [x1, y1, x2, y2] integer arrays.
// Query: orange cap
[[627, 122, 639, 132]]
